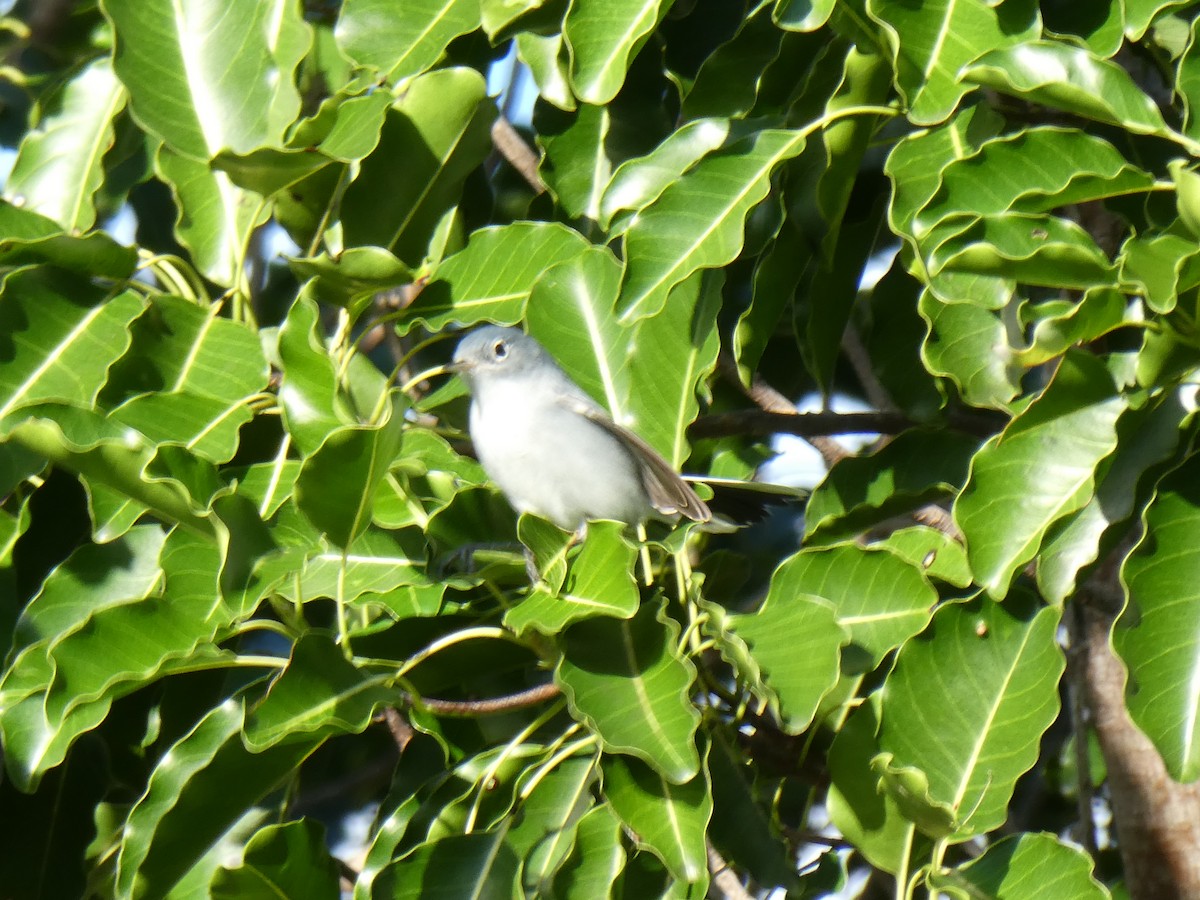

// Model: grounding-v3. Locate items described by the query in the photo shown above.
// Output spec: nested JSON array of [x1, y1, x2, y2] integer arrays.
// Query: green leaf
[[404, 221, 593, 333], [870, 752, 959, 839], [866, 0, 1039, 125], [600, 118, 732, 231], [289, 247, 414, 313], [210, 819, 341, 900], [602, 748, 712, 884], [335, 0, 481, 84], [342, 68, 496, 267], [919, 290, 1021, 409], [294, 410, 407, 548], [827, 698, 929, 875], [244, 632, 397, 750], [114, 691, 319, 899], [878, 594, 1064, 840], [805, 429, 980, 543], [556, 601, 702, 782], [682, 10, 785, 120], [619, 127, 808, 322], [963, 41, 1172, 138], [564, 0, 671, 104], [912, 128, 1156, 238], [768, 544, 937, 672], [378, 829, 520, 899], [5, 56, 126, 232], [276, 291, 346, 456], [703, 593, 847, 733], [155, 145, 272, 286], [1118, 452, 1200, 781], [1117, 231, 1200, 314], [0, 268, 145, 422], [552, 804, 626, 899], [931, 832, 1109, 899], [955, 351, 1125, 599], [507, 755, 598, 895], [505, 519, 639, 636], [876, 526, 972, 589], [1038, 395, 1185, 604], [1015, 288, 1131, 367], [103, 0, 305, 158]]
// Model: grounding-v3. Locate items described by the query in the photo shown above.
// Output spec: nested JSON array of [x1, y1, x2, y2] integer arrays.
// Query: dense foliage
[[3, 0, 1200, 897]]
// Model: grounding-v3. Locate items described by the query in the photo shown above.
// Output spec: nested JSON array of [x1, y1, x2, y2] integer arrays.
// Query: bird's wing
[[562, 397, 712, 523]]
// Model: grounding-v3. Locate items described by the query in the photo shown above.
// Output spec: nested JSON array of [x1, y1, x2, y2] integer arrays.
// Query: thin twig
[[492, 116, 545, 194], [707, 840, 754, 900], [403, 682, 561, 718]]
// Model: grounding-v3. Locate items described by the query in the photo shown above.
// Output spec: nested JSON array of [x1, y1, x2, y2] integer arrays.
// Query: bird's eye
[[493, 340, 508, 359]]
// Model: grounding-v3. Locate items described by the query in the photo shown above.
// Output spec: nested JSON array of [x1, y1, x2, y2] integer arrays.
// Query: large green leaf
[[403, 221, 593, 333], [0, 269, 144, 423], [955, 352, 1125, 599], [602, 749, 712, 885], [931, 832, 1109, 899], [342, 68, 496, 267], [768, 544, 937, 672], [619, 127, 808, 322], [1119, 453, 1200, 781], [5, 56, 126, 232], [114, 691, 318, 899], [878, 595, 1064, 840], [703, 593, 847, 733], [244, 632, 397, 750], [867, 0, 1039, 125], [507, 755, 598, 895], [556, 601, 701, 782], [335, 0, 481, 84], [564, 0, 672, 104], [963, 41, 1173, 138], [103, 0, 307, 158], [552, 804, 626, 899]]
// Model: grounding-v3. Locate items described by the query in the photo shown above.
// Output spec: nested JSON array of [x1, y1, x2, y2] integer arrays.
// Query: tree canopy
[[2, 1, 1200, 898]]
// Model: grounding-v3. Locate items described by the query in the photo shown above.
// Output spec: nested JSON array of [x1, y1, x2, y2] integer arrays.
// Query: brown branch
[[403, 682, 561, 718], [492, 116, 545, 194], [1080, 589, 1200, 899], [689, 409, 1000, 442], [706, 840, 754, 900]]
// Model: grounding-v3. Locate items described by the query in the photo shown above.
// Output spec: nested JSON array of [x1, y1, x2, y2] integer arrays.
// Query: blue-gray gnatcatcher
[[451, 325, 711, 531]]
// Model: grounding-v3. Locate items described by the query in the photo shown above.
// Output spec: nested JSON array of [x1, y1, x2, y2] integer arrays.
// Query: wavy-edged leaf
[[704, 593, 847, 733], [114, 690, 318, 899], [0, 268, 144, 422], [5, 56, 126, 232], [294, 408, 406, 548], [682, 9, 784, 120], [507, 755, 598, 895], [866, 0, 1039, 125], [878, 594, 1064, 840], [931, 832, 1109, 899], [1117, 231, 1200, 314], [768, 544, 937, 673], [600, 118, 731, 231], [404, 221, 593, 333], [919, 290, 1021, 409], [827, 698, 929, 874], [602, 748, 712, 885], [552, 803, 626, 899], [155, 145, 272, 286], [805, 429, 980, 543], [103, 0, 305, 158], [244, 632, 396, 750], [342, 68, 495, 267], [210, 819, 341, 900], [963, 41, 1172, 138], [1039, 394, 1185, 604], [506, 519, 639, 636], [876, 526, 972, 588], [955, 351, 1125, 599], [1118, 452, 1200, 781], [564, 0, 671, 104], [379, 829, 520, 899], [335, 0, 481, 84], [912, 128, 1155, 238], [556, 600, 701, 782], [1016, 288, 1132, 367], [619, 127, 807, 322]]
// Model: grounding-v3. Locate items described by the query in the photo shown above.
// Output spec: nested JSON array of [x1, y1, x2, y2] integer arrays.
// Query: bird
[[451, 325, 711, 531]]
